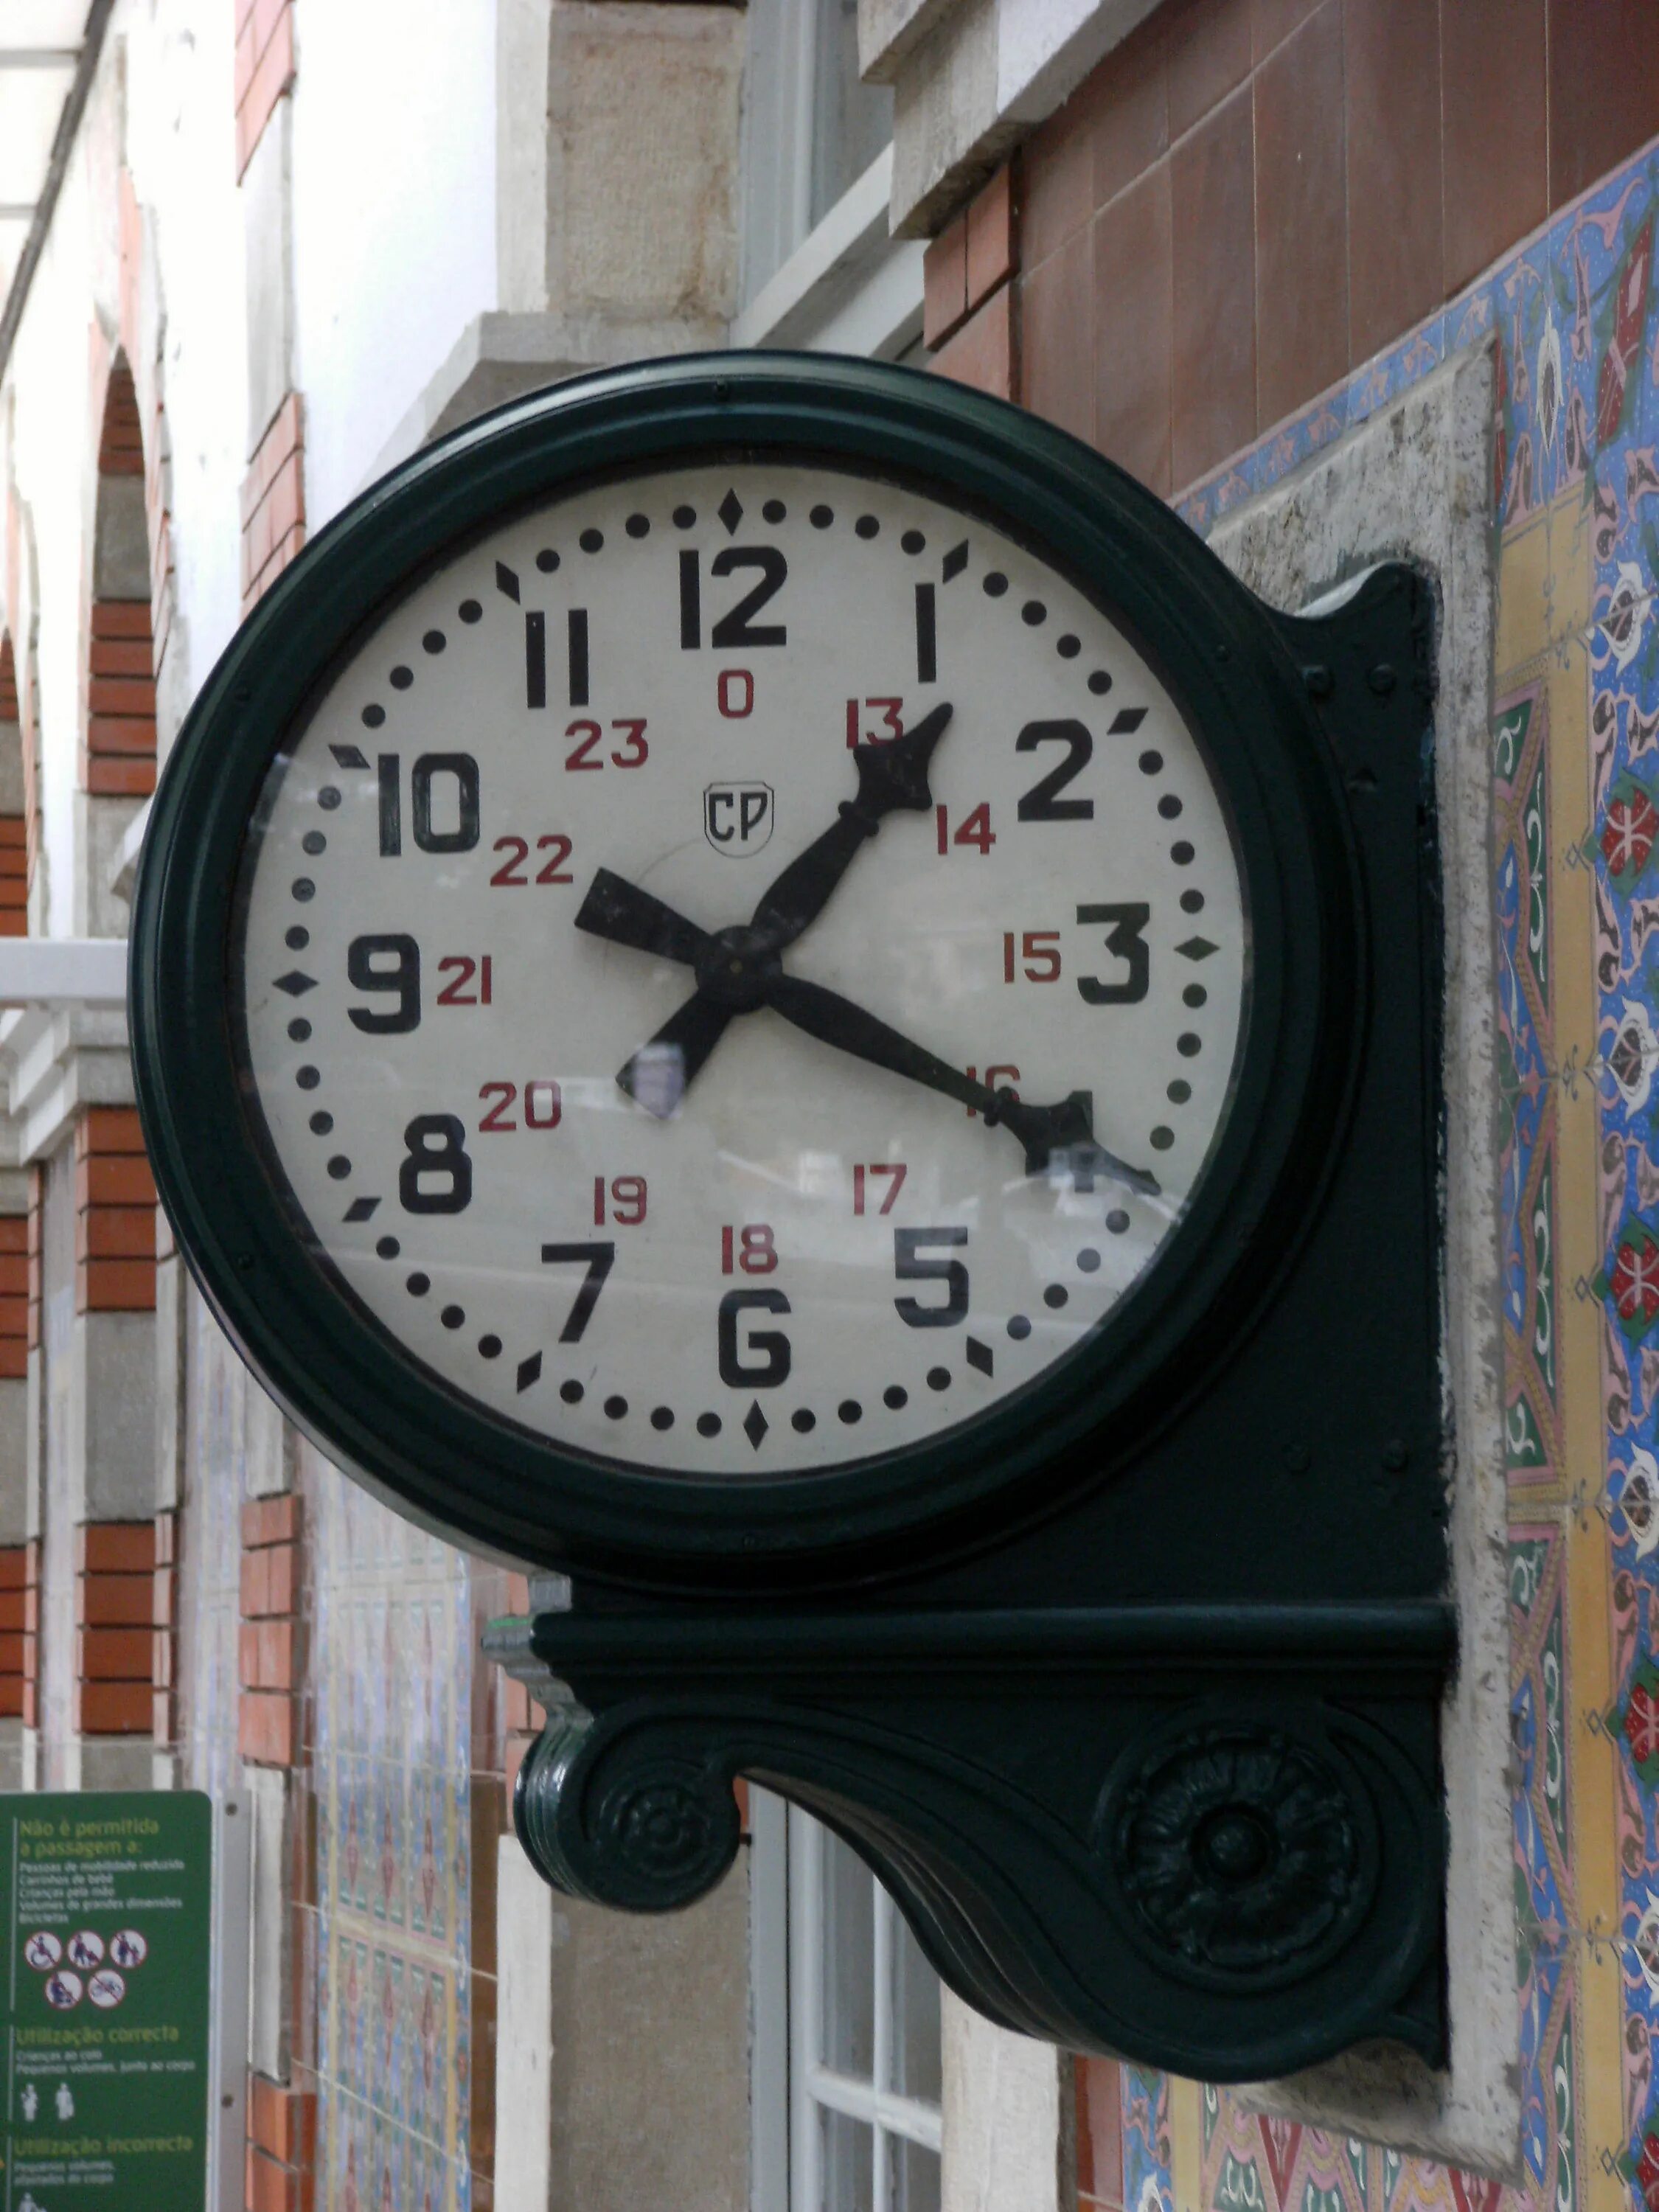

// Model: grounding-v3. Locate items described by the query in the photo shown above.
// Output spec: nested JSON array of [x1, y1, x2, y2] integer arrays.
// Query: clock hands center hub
[[695, 925, 784, 1013]]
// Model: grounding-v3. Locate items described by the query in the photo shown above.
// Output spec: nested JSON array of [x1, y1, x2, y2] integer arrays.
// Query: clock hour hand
[[762, 973, 1159, 1192], [748, 702, 952, 948], [574, 869, 712, 967]]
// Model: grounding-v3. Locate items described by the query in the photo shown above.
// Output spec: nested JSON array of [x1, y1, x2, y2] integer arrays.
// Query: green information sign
[[0, 1792, 211, 2209]]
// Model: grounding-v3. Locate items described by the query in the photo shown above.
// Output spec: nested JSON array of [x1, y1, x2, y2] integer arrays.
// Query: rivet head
[[1381, 1438, 1408, 1472], [1302, 664, 1335, 700], [1282, 1444, 1311, 1474], [1368, 661, 1397, 697]]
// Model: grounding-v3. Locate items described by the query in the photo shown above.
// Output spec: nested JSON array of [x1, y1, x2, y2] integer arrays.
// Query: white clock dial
[[232, 465, 1248, 1478]]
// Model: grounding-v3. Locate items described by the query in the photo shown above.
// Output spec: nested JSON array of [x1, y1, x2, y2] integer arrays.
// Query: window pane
[[819, 2108, 876, 2212], [810, 0, 894, 228], [886, 2132, 942, 2212], [818, 1829, 875, 2078], [886, 1910, 942, 2106]]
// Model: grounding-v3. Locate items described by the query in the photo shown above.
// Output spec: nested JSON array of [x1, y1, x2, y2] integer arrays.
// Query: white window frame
[[734, 145, 924, 364], [751, 1788, 943, 2212]]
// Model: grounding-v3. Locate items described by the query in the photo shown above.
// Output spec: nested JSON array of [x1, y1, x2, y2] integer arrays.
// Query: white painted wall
[[290, 0, 499, 528]]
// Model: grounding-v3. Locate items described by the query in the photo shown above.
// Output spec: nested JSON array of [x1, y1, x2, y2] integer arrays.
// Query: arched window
[[86, 359, 156, 799]]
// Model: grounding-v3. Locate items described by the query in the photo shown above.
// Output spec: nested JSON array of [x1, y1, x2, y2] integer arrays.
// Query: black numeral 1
[[679, 551, 700, 650], [915, 583, 936, 684], [524, 611, 546, 709]]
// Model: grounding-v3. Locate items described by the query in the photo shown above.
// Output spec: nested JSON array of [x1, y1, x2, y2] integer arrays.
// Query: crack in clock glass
[[229, 465, 1249, 1479]]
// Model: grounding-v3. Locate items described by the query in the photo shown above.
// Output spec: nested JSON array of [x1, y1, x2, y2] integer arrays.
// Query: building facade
[[1, 2, 1658, 2209]]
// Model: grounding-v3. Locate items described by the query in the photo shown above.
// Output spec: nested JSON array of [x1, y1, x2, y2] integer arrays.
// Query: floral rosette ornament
[[1600, 771, 1659, 895], [1595, 1220, 1659, 1343], [1620, 2119, 1659, 2212], [1610, 1649, 1659, 1790]]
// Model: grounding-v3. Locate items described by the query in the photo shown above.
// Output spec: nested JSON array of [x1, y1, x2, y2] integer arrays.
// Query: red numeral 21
[[594, 1175, 647, 1225], [936, 802, 995, 855], [845, 698, 905, 747], [1003, 931, 1061, 983], [852, 1164, 907, 1215], [721, 1224, 777, 1274], [437, 955, 493, 1005]]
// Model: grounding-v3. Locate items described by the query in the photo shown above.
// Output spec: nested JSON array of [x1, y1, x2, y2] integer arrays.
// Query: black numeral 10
[[378, 753, 480, 857]]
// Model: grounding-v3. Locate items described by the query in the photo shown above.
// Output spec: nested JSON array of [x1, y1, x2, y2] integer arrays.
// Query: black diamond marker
[[342, 1197, 379, 1222], [274, 972, 316, 995], [742, 1400, 768, 1450], [717, 489, 744, 535], [515, 1352, 543, 1393]]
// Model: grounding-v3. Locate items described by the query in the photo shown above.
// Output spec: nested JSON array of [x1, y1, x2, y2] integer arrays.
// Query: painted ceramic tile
[[1164, 121, 1659, 2212]]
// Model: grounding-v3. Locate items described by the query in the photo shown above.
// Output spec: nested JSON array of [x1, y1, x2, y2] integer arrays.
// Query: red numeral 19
[[594, 1175, 647, 1225], [852, 1164, 908, 1215], [936, 802, 995, 855], [721, 1223, 777, 1274]]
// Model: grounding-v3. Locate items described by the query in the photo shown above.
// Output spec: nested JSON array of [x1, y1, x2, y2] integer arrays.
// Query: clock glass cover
[[231, 464, 1248, 1478]]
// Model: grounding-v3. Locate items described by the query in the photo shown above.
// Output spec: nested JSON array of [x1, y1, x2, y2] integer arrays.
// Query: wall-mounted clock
[[134, 355, 1353, 1582], [133, 357, 1449, 2079]]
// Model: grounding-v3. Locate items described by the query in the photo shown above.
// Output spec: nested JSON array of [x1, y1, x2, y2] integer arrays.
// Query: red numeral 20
[[852, 1164, 907, 1215], [594, 1175, 647, 1226], [566, 718, 648, 771], [477, 1079, 561, 1132], [936, 802, 995, 855], [437, 955, 493, 1005], [490, 835, 574, 886], [845, 698, 905, 748], [721, 1224, 777, 1274]]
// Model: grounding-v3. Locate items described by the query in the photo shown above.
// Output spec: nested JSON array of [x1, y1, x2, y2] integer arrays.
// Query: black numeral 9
[[347, 933, 420, 1033]]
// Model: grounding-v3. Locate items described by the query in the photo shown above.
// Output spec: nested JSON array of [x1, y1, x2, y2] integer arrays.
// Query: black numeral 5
[[894, 1227, 969, 1327]]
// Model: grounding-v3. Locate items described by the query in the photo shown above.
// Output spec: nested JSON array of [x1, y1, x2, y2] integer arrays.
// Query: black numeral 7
[[540, 1241, 615, 1342]]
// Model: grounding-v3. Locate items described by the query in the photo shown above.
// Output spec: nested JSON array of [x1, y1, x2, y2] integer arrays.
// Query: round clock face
[[231, 462, 1248, 1479]]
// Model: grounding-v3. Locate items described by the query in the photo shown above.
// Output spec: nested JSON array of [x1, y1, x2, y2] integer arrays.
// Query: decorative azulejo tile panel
[[305, 1451, 476, 2212], [1133, 123, 1659, 2212]]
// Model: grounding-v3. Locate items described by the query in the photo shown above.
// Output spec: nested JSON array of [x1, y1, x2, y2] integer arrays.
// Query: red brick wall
[[242, 394, 305, 616], [85, 602, 156, 799], [925, 165, 1018, 397], [1076, 2057, 1125, 2211], [0, 644, 22, 936], [0, 1213, 25, 1382], [246, 2071, 314, 2212], [239, 1493, 302, 1769], [75, 1109, 157, 1315], [235, 0, 296, 181], [75, 1522, 156, 1735], [1013, 0, 1659, 495], [0, 1546, 28, 1720]]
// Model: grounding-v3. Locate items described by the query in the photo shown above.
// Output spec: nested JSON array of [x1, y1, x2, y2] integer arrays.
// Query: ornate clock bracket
[[487, 1596, 1449, 2083], [484, 560, 1453, 2086]]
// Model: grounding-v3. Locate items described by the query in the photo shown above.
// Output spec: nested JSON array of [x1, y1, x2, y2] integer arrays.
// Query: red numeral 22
[[490, 835, 574, 886]]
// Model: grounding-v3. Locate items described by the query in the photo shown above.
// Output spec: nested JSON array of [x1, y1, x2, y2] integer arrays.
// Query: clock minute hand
[[574, 869, 711, 967], [762, 973, 1159, 1193], [748, 702, 952, 948]]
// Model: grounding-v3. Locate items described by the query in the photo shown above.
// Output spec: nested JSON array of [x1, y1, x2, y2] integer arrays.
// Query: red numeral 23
[[566, 718, 647, 771]]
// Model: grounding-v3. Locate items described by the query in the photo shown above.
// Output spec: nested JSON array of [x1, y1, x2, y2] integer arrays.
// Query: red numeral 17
[[852, 1164, 908, 1215]]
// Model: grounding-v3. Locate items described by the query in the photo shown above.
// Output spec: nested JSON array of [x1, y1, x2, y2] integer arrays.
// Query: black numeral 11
[[525, 610, 588, 709]]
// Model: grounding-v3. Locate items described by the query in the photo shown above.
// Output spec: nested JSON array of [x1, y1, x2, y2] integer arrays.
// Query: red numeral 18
[[721, 1224, 777, 1274]]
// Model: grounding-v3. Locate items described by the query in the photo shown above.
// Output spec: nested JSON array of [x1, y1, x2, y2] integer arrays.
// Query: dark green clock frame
[[132, 355, 1450, 2082]]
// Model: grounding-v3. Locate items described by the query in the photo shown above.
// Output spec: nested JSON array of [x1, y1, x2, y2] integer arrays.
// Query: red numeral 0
[[717, 669, 754, 718]]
